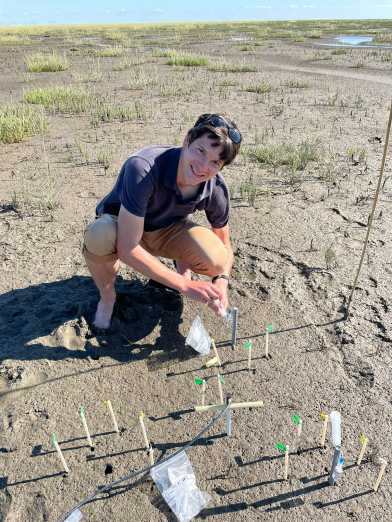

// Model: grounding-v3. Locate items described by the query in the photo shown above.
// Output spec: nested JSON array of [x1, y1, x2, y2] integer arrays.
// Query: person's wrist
[[212, 274, 230, 284]]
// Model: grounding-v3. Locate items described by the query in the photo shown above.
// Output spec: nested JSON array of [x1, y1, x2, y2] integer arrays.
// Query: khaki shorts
[[83, 214, 228, 276]]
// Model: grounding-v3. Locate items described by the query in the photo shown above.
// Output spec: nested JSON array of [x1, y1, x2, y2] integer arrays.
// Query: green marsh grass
[[284, 79, 310, 88], [244, 141, 319, 172], [331, 48, 348, 55], [166, 51, 209, 67], [95, 46, 125, 57], [208, 61, 257, 73], [0, 104, 47, 143], [243, 81, 272, 94], [24, 86, 94, 113], [25, 51, 69, 72]]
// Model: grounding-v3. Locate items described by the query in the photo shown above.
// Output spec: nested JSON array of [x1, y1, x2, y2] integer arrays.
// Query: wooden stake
[[79, 406, 93, 448], [139, 411, 150, 450], [284, 446, 290, 480], [231, 307, 238, 348], [265, 329, 269, 358], [217, 371, 224, 404], [148, 446, 154, 466], [320, 412, 329, 447], [195, 400, 264, 412], [373, 458, 387, 492], [103, 400, 119, 433], [205, 356, 219, 368], [202, 379, 206, 407], [51, 433, 69, 474], [357, 434, 368, 466], [211, 338, 222, 366]]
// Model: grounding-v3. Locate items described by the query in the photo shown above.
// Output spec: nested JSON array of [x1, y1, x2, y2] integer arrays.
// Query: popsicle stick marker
[[319, 412, 329, 448], [231, 307, 238, 348], [139, 411, 150, 450], [148, 446, 154, 466], [205, 356, 219, 368], [103, 400, 119, 434], [194, 377, 207, 407], [243, 340, 253, 371], [276, 442, 289, 480], [217, 372, 225, 404], [357, 433, 368, 466], [195, 399, 263, 412], [51, 433, 69, 474], [265, 324, 273, 358], [79, 406, 94, 449], [291, 414, 302, 437], [373, 458, 387, 492], [225, 395, 233, 437], [211, 338, 222, 366]]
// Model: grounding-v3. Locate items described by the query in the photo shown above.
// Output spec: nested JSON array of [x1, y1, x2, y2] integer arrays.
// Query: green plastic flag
[[194, 377, 204, 385], [266, 324, 273, 333], [50, 433, 57, 447], [243, 340, 252, 350], [291, 414, 302, 426], [219, 375, 225, 384], [79, 406, 85, 418], [275, 442, 287, 454]]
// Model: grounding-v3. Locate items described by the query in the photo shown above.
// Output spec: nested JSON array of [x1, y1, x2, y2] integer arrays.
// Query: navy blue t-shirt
[[96, 146, 230, 232]]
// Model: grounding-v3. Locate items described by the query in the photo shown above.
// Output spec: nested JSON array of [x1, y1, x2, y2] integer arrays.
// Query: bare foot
[[93, 298, 115, 329]]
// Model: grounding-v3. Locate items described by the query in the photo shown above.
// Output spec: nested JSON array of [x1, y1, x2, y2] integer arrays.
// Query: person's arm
[[209, 224, 233, 313], [116, 205, 224, 305]]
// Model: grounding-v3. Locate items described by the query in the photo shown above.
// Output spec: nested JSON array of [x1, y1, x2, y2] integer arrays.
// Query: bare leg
[[85, 256, 120, 329]]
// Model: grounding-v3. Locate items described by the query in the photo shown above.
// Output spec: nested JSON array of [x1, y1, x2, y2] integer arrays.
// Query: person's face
[[179, 134, 225, 187]]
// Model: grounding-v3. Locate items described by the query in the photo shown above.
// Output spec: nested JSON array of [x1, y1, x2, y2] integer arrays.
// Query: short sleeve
[[205, 177, 230, 228], [120, 156, 154, 217]]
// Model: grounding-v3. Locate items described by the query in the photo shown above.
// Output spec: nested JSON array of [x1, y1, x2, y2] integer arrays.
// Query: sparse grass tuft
[[91, 100, 146, 126], [0, 34, 31, 45], [24, 86, 94, 113], [243, 81, 272, 94], [284, 79, 310, 88], [95, 46, 125, 57], [165, 50, 209, 67], [244, 141, 319, 171], [208, 61, 257, 73], [0, 104, 47, 143], [25, 51, 69, 72], [331, 48, 348, 55]]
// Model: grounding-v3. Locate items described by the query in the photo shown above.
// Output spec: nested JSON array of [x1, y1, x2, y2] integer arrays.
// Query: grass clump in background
[[24, 86, 94, 114], [25, 51, 69, 72], [244, 141, 319, 172], [95, 46, 124, 57], [243, 80, 272, 94], [284, 79, 310, 88], [165, 50, 208, 67], [208, 61, 257, 73], [0, 104, 47, 143]]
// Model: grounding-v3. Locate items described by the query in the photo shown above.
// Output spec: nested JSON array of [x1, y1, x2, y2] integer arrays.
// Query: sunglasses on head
[[199, 115, 242, 144]]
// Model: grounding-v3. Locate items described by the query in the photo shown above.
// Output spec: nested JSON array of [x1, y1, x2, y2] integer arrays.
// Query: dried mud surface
[[0, 29, 392, 522]]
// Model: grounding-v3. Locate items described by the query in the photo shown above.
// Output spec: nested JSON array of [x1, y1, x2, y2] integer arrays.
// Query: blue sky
[[1, 0, 391, 26]]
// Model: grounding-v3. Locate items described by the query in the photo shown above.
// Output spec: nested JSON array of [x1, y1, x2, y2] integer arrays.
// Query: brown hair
[[186, 113, 241, 167]]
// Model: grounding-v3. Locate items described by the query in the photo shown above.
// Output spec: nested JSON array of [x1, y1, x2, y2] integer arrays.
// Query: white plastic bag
[[151, 451, 210, 522], [65, 509, 83, 522], [185, 316, 211, 355]]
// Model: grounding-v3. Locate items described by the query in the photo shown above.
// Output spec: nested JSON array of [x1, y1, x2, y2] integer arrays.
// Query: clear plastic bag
[[65, 509, 83, 522], [151, 451, 210, 522], [185, 316, 211, 355]]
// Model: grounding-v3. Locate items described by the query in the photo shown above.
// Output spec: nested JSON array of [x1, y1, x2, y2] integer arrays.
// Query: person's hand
[[208, 278, 229, 316], [181, 279, 224, 306]]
